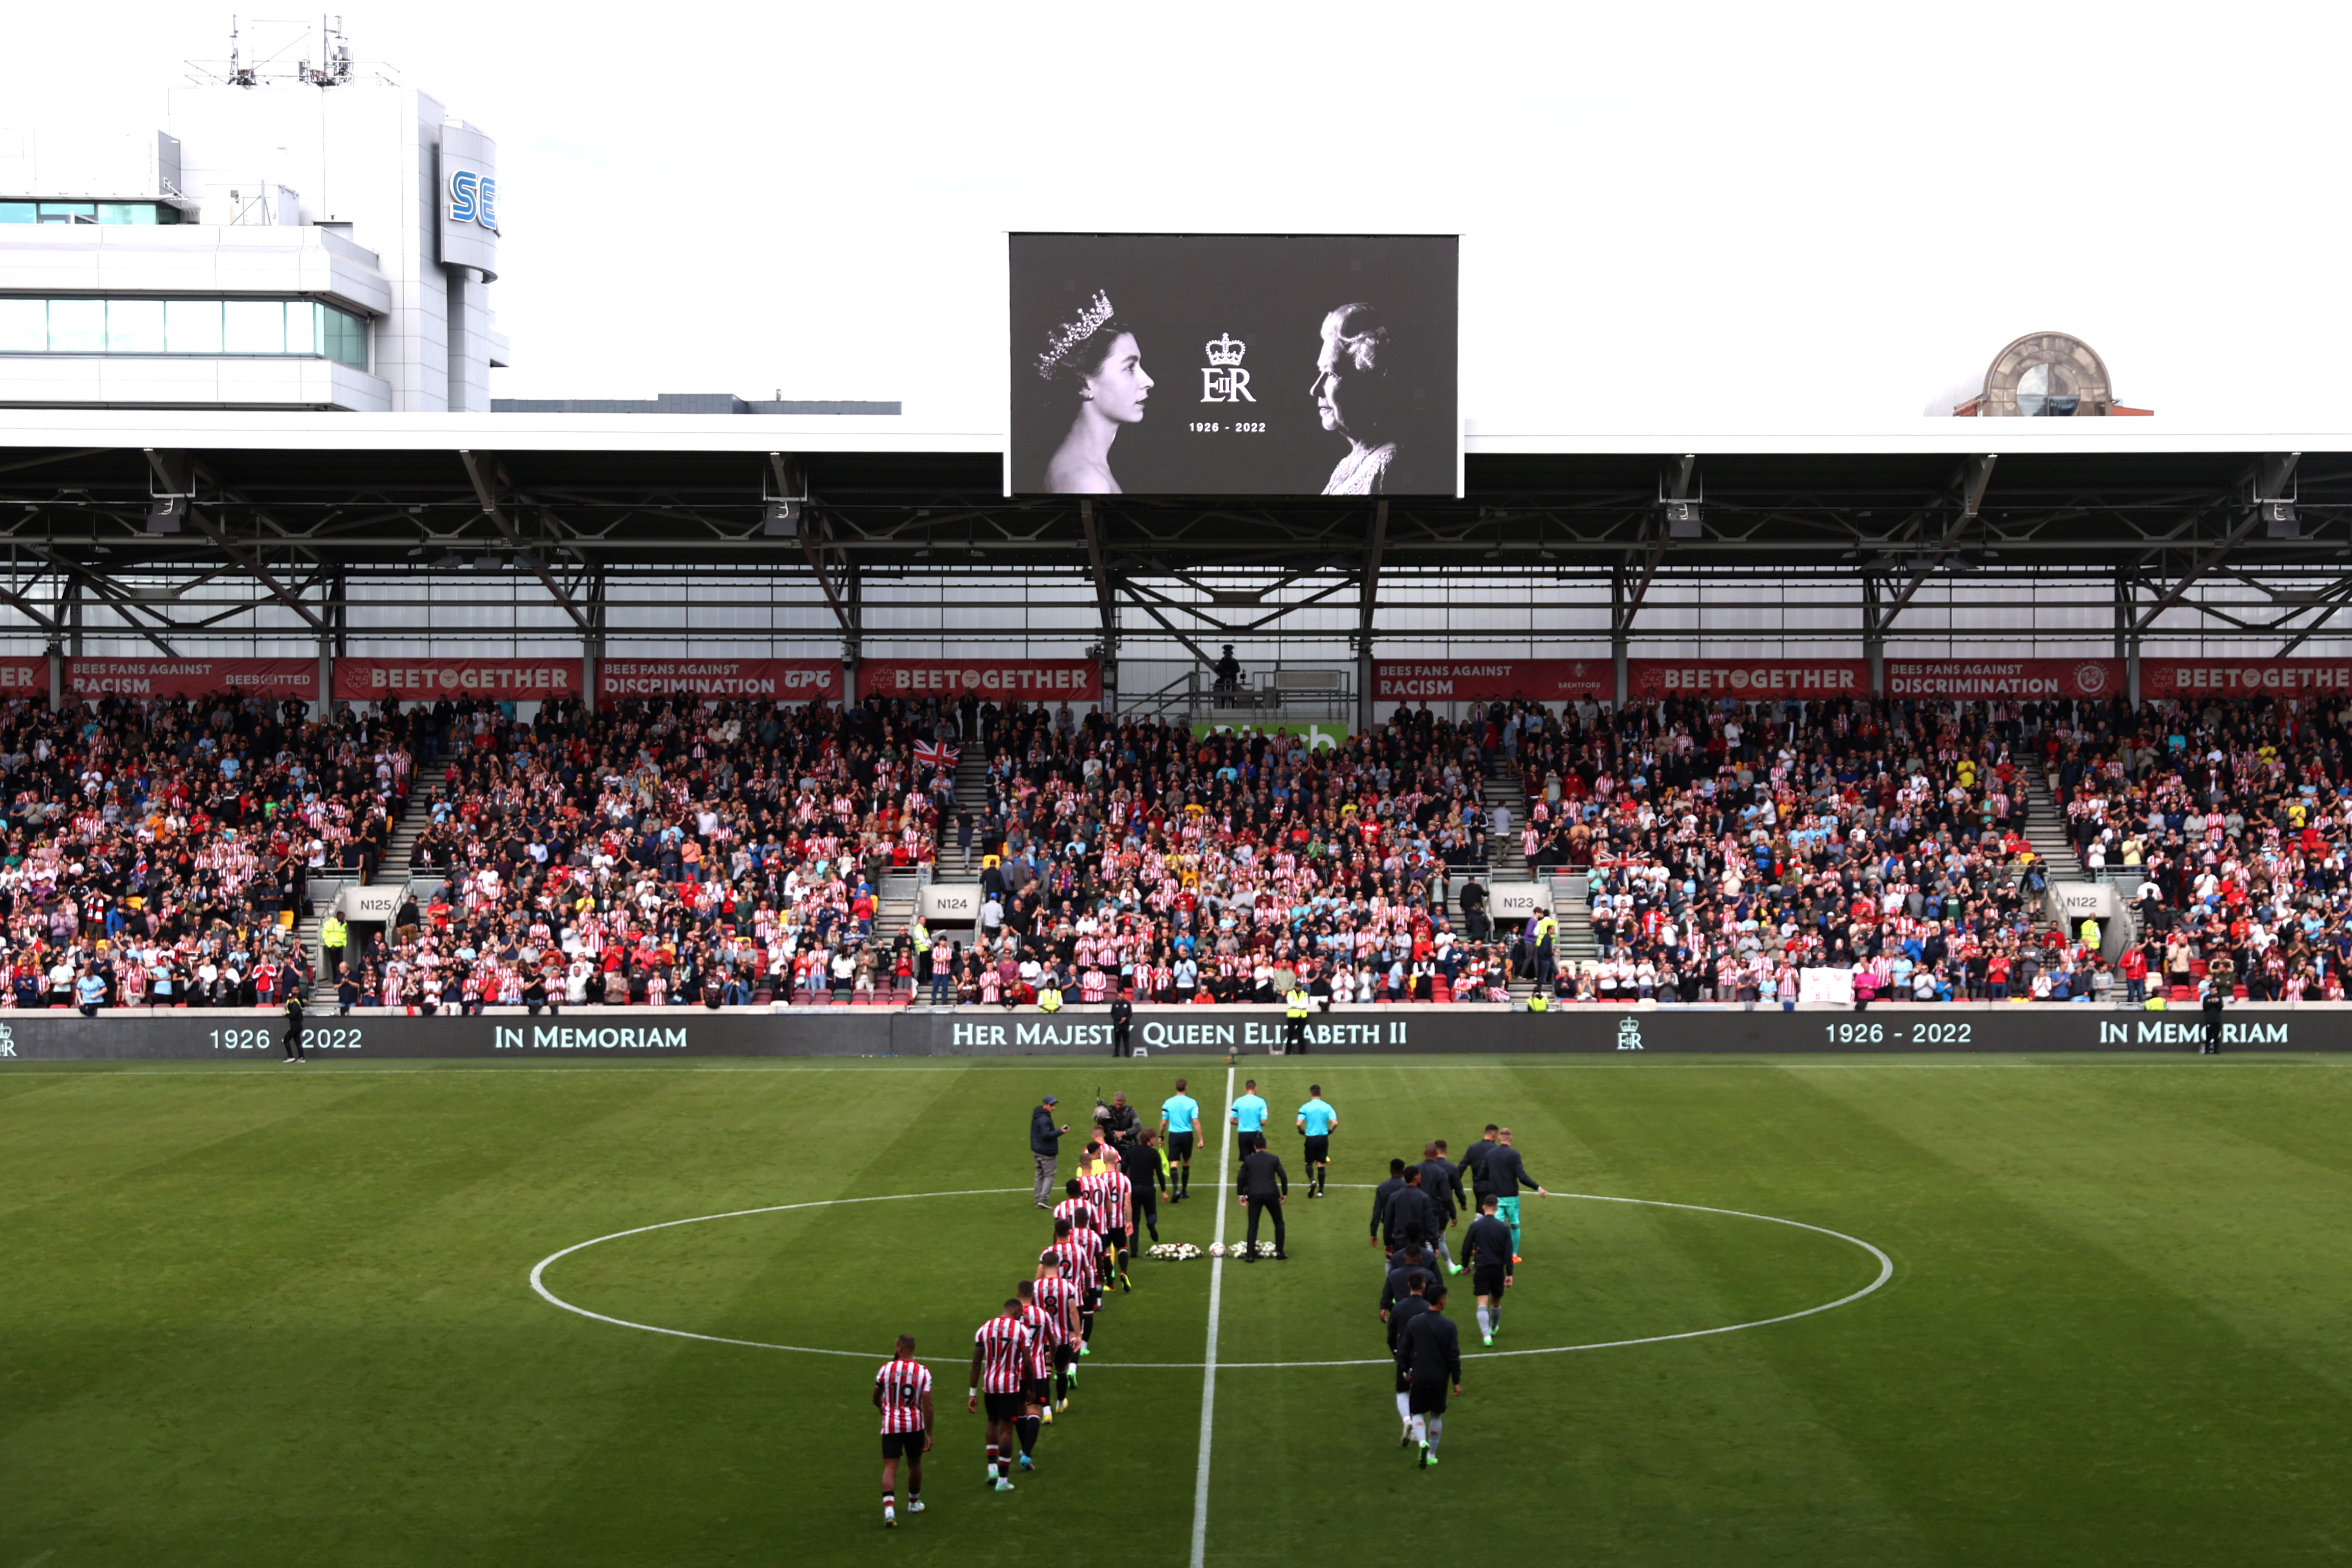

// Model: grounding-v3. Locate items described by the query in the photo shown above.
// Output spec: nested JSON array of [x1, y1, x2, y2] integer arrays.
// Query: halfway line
[[1189, 1065, 1236, 1568]]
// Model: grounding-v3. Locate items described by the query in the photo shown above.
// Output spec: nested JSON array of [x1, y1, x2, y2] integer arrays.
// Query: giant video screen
[[1010, 233, 1458, 497]]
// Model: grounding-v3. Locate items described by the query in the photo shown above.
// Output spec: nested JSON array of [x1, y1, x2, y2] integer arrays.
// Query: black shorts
[[882, 1429, 927, 1459], [1303, 1135, 1330, 1165], [1408, 1381, 1450, 1416], [1083, 1287, 1102, 1313], [1027, 1375, 1051, 1403], [1394, 1360, 1413, 1394], [983, 1391, 1026, 1421], [1170, 1131, 1196, 1162], [1053, 1343, 1074, 1370]]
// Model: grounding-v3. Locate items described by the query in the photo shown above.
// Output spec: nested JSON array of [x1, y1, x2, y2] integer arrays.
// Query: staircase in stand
[[304, 793, 426, 1006]]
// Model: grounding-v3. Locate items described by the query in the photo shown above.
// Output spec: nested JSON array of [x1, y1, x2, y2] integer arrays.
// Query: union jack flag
[[913, 741, 960, 772]]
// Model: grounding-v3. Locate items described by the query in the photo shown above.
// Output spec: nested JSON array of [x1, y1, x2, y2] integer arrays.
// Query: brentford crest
[[2073, 660, 2111, 696]]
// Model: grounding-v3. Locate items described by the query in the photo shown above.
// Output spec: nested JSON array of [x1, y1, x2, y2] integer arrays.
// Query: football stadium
[[6, 11, 2352, 1565]]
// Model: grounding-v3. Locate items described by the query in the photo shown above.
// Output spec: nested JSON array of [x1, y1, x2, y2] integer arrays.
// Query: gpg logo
[[447, 169, 499, 232], [782, 668, 832, 693], [1200, 333, 1254, 403]]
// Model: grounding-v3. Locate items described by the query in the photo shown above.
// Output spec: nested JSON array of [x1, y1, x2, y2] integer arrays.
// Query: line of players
[[1373, 1126, 1552, 1467], [874, 1116, 1168, 1526]]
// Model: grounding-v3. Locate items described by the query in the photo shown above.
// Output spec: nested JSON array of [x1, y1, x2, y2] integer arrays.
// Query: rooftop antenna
[[305, 15, 354, 87], [227, 16, 257, 87], [189, 15, 388, 87]]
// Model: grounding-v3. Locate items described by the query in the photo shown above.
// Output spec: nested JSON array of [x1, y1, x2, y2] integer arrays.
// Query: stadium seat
[[752, 988, 773, 1006], [789, 990, 813, 1006], [1432, 979, 1453, 1002]]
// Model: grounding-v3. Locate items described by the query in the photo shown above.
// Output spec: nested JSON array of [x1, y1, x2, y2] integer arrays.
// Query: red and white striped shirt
[[1035, 1275, 1082, 1343], [874, 1356, 932, 1434], [1016, 1300, 1056, 1376], [973, 1313, 1035, 1395], [1053, 1195, 1102, 1240], [1041, 1238, 1095, 1293], [1087, 1169, 1134, 1230]]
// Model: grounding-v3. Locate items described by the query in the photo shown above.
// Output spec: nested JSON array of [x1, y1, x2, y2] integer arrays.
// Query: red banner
[[1627, 659, 1867, 698], [64, 657, 319, 700], [2140, 658, 2352, 697], [0, 657, 44, 698], [597, 658, 839, 700], [857, 658, 1100, 701], [333, 657, 582, 701], [1373, 659, 1613, 702], [1884, 659, 2122, 699]]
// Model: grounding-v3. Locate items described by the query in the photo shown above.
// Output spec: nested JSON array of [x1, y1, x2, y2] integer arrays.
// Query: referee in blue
[[1229, 1078, 1269, 1167], [1296, 1085, 1338, 1197]]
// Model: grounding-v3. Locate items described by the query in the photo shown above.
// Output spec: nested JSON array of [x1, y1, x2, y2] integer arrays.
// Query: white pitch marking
[[530, 1182, 1893, 1376], [528, 1187, 1026, 1361], [1104, 1192, 1895, 1368], [1188, 1066, 1236, 1568]]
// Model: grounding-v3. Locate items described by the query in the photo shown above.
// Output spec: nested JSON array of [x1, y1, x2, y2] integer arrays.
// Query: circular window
[[2016, 362, 2080, 417]]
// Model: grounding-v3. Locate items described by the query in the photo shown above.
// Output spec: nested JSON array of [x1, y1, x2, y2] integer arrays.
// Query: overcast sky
[[7, 2, 2346, 432]]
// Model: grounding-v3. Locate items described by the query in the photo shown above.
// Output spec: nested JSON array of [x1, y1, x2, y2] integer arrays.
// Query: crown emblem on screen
[[1036, 290, 1118, 379], [1204, 332, 1246, 367]]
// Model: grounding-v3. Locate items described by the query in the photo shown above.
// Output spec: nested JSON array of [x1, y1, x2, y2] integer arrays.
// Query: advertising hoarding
[[2140, 658, 2352, 697], [334, 657, 581, 701], [65, 658, 319, 700], [0, 657, 45, 697], [1626, 660, 1868, 698], [857, 658, 1100, 702], [1190, 720, 1350, 749], [1373, 659, 1613, 702], [597, 659, 839, 701], [1010, 233, 1459, 496], [1883, 659, 2122, 699]]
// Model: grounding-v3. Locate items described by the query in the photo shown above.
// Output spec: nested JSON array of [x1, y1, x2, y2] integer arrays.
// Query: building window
[[0, 297, 369, 369], [0, 201, 181, 225], [2014, 362, 2080, 418]]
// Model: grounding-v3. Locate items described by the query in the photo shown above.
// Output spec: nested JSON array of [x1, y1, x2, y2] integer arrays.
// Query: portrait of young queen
[[1036, 290, 1154, 494]]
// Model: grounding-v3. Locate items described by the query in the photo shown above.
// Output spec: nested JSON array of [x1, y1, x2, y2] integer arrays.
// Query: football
[[1208, 1242, 1225, 1257]]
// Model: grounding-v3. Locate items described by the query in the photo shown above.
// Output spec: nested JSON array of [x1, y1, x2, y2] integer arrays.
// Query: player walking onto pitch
[[1401, 1288, 1464, 1469], [1462, 1194, 1515, 1345], [1012, 1282, 1054, 1470], [1490, 1127, 1552, 1262], [1296, 1084, 1338, 1196], [1385, 1268, 1435, 1445], [874, 1336, 933, 1527], [970, 1299, 1036, 1492], [1032, 1253, 1082, 1412], [1229, 1078, 1270, 1165], [1159, 1078, 1201, 1202]]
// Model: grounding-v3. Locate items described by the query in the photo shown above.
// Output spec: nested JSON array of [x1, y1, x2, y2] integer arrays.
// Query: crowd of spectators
[[11, 676, 2349, 1014], [0, 690, 402, 1011], [929, 701, 1519, 1008], [1504, 690, 2352, 1007]]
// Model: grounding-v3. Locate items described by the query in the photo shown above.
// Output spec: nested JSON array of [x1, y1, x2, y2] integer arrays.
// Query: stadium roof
[[0, 412, 2345, 659]]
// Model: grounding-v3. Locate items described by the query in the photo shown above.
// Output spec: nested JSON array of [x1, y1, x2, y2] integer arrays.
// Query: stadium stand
[[2, 677, 2341, 1013]]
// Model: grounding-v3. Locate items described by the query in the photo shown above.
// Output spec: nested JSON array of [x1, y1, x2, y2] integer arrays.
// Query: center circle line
[[529, 1187, 1893, 1368]]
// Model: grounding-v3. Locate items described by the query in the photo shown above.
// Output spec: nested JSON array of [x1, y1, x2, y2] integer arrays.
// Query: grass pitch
[[6, 1053, 2352, 1567]]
